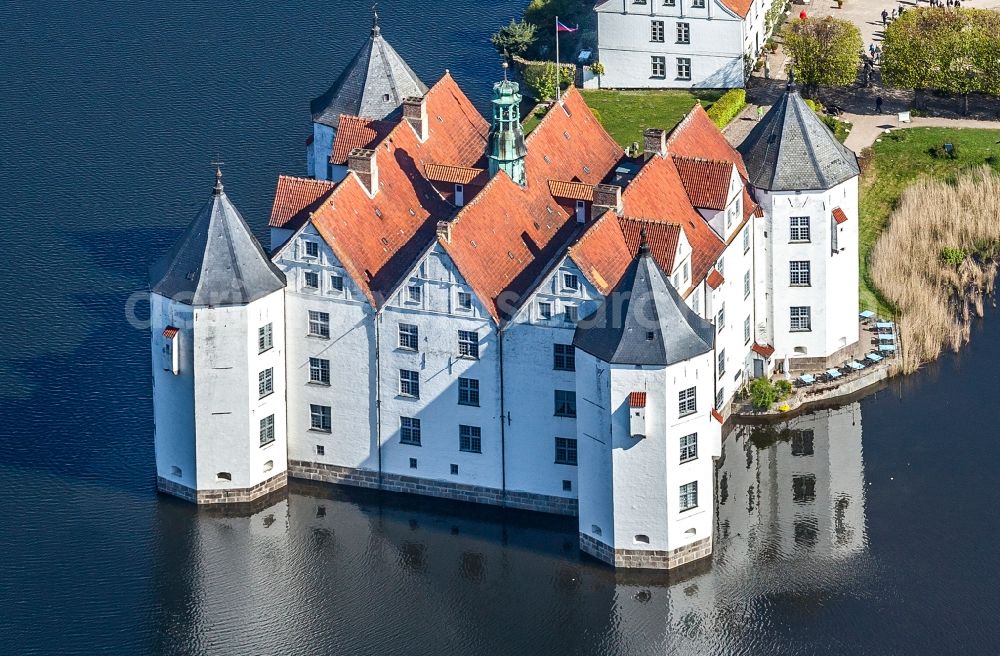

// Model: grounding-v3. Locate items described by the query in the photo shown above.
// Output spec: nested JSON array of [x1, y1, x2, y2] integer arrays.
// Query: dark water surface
[[3, 1, 1000, 654]]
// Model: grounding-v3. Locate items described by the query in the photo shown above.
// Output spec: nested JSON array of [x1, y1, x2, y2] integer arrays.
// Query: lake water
[[2, 1, 1000, 654]]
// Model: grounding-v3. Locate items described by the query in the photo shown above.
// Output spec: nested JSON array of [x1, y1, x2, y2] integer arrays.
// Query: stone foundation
[[580, 533, 713, 570], [156, 471, 288, 505], [288, 460, 578, 516]]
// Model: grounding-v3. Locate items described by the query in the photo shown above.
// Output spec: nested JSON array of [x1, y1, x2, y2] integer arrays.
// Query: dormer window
[[304, 241, 319, 258], [455, 183, 465, 207], [575, 200, 586, 223]]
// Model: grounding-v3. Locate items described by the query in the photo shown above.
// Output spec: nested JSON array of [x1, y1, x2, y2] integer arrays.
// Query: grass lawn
[[859, 127, 1000, 315], [522, 89, 725, 147]]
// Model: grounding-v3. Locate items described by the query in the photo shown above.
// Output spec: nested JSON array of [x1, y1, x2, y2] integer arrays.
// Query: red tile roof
[[548, 180, 594, 201], [712, 408, 725, 424], [307, 72, 490, 306], [441, 88, 624, 321], [752, 342, 775, 358], [162, 326, 179, 338], [424, 163, 487, 185], [619, 217, 681, 275], [706, 269, 725, 290], [628, 391, 647, 408], [330, 115, 393, 165], [268, 176, 338, 229], [667, 104, 748, 180], [672, 157, 734, 211], [720, 0, 753, 18], [833, 207, 849, 224], [568, 212, 632, 295]]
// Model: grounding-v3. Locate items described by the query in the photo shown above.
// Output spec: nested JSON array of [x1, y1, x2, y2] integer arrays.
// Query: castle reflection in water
[[152, 403, 868, 654]]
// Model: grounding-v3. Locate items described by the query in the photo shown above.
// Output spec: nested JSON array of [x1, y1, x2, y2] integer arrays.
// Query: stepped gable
[[573, 239, 715, 366], [307, 73, 489, 306], [620, 154, 724, 288], [737, 83, 860, 191], [151, 174, 285, 307], [310, 15, 429, 128], [269, 176, 337, 231], [672, 157, 734, 211], [330, 115, 393, 165], [440, 88, 624, 322]]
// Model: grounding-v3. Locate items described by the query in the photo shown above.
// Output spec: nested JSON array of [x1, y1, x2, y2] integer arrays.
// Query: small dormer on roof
[[737, 78, 860, 192], [573, 232, 715, 366], [310, 9, 429, 129], [150, 168, 286, 307]]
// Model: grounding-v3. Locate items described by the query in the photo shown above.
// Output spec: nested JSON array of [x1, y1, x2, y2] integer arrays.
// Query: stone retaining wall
[[580, 533, 713, 570], [288, 460, 578, 516], [156, 471, 288, 505]]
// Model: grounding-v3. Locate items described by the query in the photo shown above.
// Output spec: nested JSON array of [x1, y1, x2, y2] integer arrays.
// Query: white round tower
[[149, 169, 288, 504]]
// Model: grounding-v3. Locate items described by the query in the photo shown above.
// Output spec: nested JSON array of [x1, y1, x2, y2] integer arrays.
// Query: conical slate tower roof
[[573, 238, 715, 366], [310, 12, 429, 128], [150, 171, 286, 307], [737, 82, 859, 191]]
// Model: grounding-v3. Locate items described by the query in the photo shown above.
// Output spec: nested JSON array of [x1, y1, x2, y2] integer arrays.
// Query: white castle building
[[594, 0, 776, 89], [148, 20, 859, 569]]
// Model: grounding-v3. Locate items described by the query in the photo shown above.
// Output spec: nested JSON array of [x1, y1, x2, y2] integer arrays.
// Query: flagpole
[[555, 15, 561, 102]]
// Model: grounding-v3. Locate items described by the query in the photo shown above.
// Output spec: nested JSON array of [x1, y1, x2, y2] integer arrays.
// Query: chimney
[[591, 184, 622, 220], [436, 220, 452, 243], [348, 148, 378, 196], [643, 128, 666, 160], [402, 96, 428, 141]]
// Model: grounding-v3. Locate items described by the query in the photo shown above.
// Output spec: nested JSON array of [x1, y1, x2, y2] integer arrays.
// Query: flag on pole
[[556, 20, 578, 33]]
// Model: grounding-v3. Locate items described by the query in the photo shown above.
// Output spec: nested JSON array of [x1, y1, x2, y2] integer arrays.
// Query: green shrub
[[929, 143, 959, 160], [749, 377, 779, 410], [523, 62, 558, 100], [590, 61, 605, 77], [775, 379, 793, 398], [705, 88, 746, 129], [941, 247, 967, 267]]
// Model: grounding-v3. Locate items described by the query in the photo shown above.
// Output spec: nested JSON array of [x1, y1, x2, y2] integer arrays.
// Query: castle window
[[400, 417, 422, 445], [744, 315, 752, 344], [680, 433, 698, 463], [310, 404, 332, 432], [170, 466, 182, 477], [398, 323, 419, 351], [260, 415, 274, 446], [400, 369, 420, 398], [407, 284, 422, 304], [562, 273, 579, 291], [308, 310, 330, 338], [457, 291, 472, 311], [553, 343, 575, 371], [458, 377, 480, 406], [304, 271, 319, 289], [744, 227, 751, 253], [793, 474, 817, 503], [790, 261, 811, 286], [563, 480, 572, 491], [451, 464, 459, 475], [790, 306, 812, 332], [651, 56, 666, 79], [716, 303, 726, 330], [263, 460, 273, 472], [651, 20, 665, 43], [258, 323, 273, 353], [330, 275, 344, 292], [676, 22, 690, 44], [564, 306, 578, 323], [664, 0, 676, 6], [458, 330, 480, 359], [554, 390, 577, 417], [459, 425, 482, 453], [678, 386, 697, 416], [538, 302, 552, 320], [316, 445, 325, 456], [676, 57, 691, 81], [304, 241, 319, 258], [791, 429, 815, 456], [679, 481, 698, 511], [216, 472, 232, 482], [691, 0, 705, 7], [683, 260, 690, 283], [309, 357, 330, 385], [790, 216, 811, 242], [409, 458, 418, 469], [555, 437, 578, 465], [634, 534, 650, 544], [744, 271, 751, 298], [258, 368, 274, 398], [717, 350, 726, 377]]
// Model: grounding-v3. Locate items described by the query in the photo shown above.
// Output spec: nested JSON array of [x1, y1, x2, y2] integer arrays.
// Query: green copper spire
[[487, 65, 527, 186]]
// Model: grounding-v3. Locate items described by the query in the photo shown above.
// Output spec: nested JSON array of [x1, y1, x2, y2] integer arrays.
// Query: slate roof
[[573, 242, 715, 367], [151, 176, 286, 307], [737, 85, 860, 191], [310, 17, 429, 128]]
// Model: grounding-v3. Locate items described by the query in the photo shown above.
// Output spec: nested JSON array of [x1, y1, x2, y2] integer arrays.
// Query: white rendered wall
[[151, 293, 196, 489]]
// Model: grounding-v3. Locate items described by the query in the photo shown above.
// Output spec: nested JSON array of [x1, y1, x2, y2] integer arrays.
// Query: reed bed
[[870, 166, 1000, 373]]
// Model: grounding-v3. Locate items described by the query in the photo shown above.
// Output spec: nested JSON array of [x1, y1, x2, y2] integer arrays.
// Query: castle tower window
[[679, 433, 697, 463], [316, 445, 325, 456], [634, 534, 650, 544], [555, 437, 578, 465], [399, 370, 420, 398], [400, 417, 422, 445], [554, 390, 577, 417], [310, 404, 332, 432], [678, 387, 697, 417], [309, 357, 331, 384], [258, 323, 273, 353], [451, 464, 459, 475], [216, 472, 232, 482], [409, 458, 418, 469], [458, 378, 480, 406], [308, 310, 330, 338], [258, 368, 274, 398], [459, 425, 482, 453], [398, 323, 419, 351], [562, 480, 572, 491], [553, 343, 575, 371], [259, 414, 275, 447], [679, 481, 698, 512], [458, 330, 480, 359]]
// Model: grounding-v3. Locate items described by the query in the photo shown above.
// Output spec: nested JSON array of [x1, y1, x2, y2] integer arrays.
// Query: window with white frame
[[683, 260, 690, 283], [744, 315, 752, 344], [308, 310, 329, 338], [717, 256, 725, 277], [538, 302, 552, 320], [790, 216, 811, 242], [309, 357, 330, 384], [679, 386, 697, 416], [691, 0, 705, 7], [692, 288, 701, 314], [258, 323, 273, 353], [459, 424, 482, 453], [679, 481, 698, 511], [399, 323, 419, 351], [790, 261, 811, 286], [304, 241, 319, 258], [555, 437, 578, 465], [330, 274, 344, 292], [664, 0, 676, 5], [553, 343, 575, 371], [458, 330, 479, 359], [310, 404, 331, 432], [564, 305, 578, 323], [717, 303, 726, 329], [676, 22, 690, 44], [554, 390, 577, 417], [718, 350, 726, 376], [651, 20, 665, 42], [258, 368, 273, 398], [457, 291, 472, 311], [407, 284, 422, 304], [716, 388, 725, 409], [458, 377, 480, 406], [744, 270, 751, 298], [790, 306, 812, 332], [400, 417, 421, 446], [676, 57, 691, 81], [651, 56, 666, 78], [259, 415, 275, 447], [562, 273, 579, 291], [680, 433, 697, 463], [743, 227, 751, 253], [399, 369, 420, 398]]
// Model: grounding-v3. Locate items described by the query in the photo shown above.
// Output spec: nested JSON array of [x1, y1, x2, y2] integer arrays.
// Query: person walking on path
[[876, 95, 884, 114], [882, 9, 888, 26], [757, 105, 765, 122]]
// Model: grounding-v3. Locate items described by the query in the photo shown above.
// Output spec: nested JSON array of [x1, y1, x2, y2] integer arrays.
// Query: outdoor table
[[878, 344, 897, 352], [878, 334, 895, 342], [799, 374, 816, 384], [859, 310, 876, 320], [866, 352, 883, 363], [847, 361, 865, 370], [826, 368, 842, 379], [875, 322, 895, 330]]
